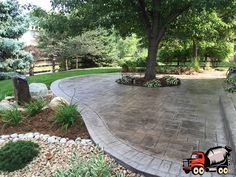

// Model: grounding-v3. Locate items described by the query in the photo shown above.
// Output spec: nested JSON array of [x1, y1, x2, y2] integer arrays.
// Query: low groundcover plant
[[0, 140, 39, 172]]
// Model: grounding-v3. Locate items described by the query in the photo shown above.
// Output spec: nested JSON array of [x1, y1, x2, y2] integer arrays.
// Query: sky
[[18, 0, 52, 11]]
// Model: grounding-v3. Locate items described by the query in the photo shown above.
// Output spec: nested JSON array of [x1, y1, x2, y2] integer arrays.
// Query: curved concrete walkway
[[51, 72, 235, 177]]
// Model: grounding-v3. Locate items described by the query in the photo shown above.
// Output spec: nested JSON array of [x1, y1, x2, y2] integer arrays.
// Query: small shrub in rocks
[[54, 102, 81, 130], [0, 107, 22, 125], [53, 151, 124, 177], [225, 74, 236, 93], [116, 75, 134, 85], [162, 76, 181, 86], [0, 140, 39, 172], [24, 98, 46, 116], [144, 79, 162, 88]]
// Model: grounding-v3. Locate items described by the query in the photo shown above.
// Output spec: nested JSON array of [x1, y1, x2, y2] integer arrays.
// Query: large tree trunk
[[193, 39, 198, 58], [145, 38, 159, 80]]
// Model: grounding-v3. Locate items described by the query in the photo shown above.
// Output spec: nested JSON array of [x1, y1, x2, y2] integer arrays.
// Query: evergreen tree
[[0, 0, 33, 74]]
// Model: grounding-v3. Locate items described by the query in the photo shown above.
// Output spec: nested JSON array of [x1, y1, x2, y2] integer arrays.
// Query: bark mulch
[[0, 108, 90, 140]]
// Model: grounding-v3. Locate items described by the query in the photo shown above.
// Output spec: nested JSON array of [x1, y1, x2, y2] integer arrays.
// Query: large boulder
[[48, 97, 69, 111], [12, 76, 31, 104], [29, 83, 48, 98], [0, 101, 14, 111]]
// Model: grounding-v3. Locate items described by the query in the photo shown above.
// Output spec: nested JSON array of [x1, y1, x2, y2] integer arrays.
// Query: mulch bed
[[0, 108, 90, 140]]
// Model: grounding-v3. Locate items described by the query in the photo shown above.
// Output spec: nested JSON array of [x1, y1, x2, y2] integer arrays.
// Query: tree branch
[[136, 0, 151, 32], [157, 4, 191, 42]]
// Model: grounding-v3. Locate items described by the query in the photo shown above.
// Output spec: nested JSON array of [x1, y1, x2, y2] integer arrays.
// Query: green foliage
[[162, 76, 181, 86], [0, 72, 19, 81], [188, 58, 200, 72], [53, 151, 124, 177], [0, 67, 120, 101], [24, 98, 46, 117], [203, 41, 234, 62], [226, 86, 236, 93], [116, 75, 134, 85], [39, 0, 236, 80], [0, 141, 39, 172], [144, 80, 162, 88], [226, 74, 236, 85], [54, 102, 80, 130], [159, 40, 191, 63], [0, 107, 22, 125], [225, 73, 236, 93], [0, 0, 33, 74]]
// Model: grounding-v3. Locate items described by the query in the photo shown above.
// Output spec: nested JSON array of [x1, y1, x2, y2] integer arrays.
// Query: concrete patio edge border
[[50, 75, 183, 177], [219, 96, 236, 174]]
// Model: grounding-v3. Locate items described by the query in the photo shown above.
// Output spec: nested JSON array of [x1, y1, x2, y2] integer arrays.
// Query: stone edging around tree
[[0, 132, 93, 146]]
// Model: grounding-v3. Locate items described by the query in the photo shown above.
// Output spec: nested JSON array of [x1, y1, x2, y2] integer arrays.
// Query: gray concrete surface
[[51, 72, 235, 177]]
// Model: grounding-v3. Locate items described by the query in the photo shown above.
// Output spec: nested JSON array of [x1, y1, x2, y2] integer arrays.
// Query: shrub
[[162, 76, 181, 86], [0, 72, 20, 81], [53, 151, 124, 177], [226, 74, 236, 85], [24, 98, 46, 117], [226, 86, 236, 93], [225, 74, 236, 93], [0, 141, 39, 172], [116, 75, 134, 85], [54, 102, 80, 130], [144, 79, 162, 88], [0, 107, 22, 125]]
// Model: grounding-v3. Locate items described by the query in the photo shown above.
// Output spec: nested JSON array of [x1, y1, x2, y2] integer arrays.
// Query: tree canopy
[[48, 0, 236, 80]]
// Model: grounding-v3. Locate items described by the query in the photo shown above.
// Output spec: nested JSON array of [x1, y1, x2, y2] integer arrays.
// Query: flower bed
[[116, 75, 181, 88]]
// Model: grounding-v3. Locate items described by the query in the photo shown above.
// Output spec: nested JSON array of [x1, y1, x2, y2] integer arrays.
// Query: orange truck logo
[[182, 146, 232, 175]]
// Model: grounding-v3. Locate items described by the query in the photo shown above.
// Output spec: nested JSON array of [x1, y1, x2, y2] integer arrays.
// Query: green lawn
[[0, 67, 121, 101]]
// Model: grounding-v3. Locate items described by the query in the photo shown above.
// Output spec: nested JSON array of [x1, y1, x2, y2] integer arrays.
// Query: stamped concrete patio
[[51, 72, 235, 177]]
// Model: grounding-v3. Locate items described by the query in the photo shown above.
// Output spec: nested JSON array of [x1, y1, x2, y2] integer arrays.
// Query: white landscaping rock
[[48, 97, 69, 111], [1, 135, 10, 140], [60, 138, 67, 144], [13, 138, 19, 142], [29, 83, 48, 98], [25, 132, 34, 139], [34, 134, 40, 140], [18, 134, 25, 139], [0, 102, 14, 111], [41, 134, 50, 141], [4, 96, 14, 101], [10, 133, 18, 138], [67, 140, 76, 145], [81, 139, 92, 145], [48, 137, 56, 143]]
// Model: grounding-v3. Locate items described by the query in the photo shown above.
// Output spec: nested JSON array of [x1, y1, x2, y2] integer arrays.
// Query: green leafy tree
[[0, 0, 33, 73], [160, 9, 235, 67], [167, 10, 235, 59], [51, 0, 236, 80]]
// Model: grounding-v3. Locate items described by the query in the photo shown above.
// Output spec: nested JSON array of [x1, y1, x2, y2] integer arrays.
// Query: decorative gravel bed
[[0, 134, 143, 177]]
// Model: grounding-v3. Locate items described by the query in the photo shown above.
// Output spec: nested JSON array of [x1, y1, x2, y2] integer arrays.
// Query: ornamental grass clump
[[54, 102, 81, 130], [0, 107, 22, 125], [24, 98, 46, 117], [0, 141, 39, 172]]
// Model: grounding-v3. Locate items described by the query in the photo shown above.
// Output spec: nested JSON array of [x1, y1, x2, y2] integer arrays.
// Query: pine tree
[[0, 0, 33, 75]]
